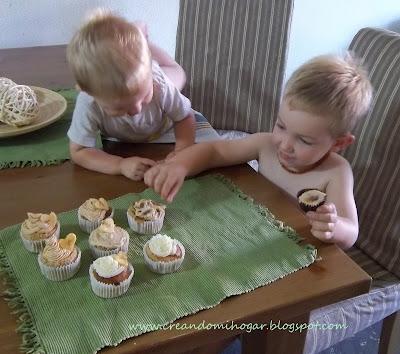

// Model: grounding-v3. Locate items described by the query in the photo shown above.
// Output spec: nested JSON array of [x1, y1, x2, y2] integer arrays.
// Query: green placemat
[[0, 175, 317, 354], [0, 89, 77, 169]]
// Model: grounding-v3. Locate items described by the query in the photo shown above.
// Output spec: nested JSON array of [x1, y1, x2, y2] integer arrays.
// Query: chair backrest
[[346, 27, 400, 278], [175, 0, 293, 133]]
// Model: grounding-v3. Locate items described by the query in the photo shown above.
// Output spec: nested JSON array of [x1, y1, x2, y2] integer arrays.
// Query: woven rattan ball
[[0, 77, 17, 98], [0, 84, 39, 127]]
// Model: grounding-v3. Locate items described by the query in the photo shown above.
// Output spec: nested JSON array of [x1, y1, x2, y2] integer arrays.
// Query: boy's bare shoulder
[[252, 132, 274, 154], [324, 153, 354, 181], [327, 152, 352, 169]]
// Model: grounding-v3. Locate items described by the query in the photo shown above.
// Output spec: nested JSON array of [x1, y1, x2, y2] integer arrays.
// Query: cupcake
[[89, 218, 129, 258], [297, 188, 327, 212], [20, 212, 60, 253], [89, 252, 134, 298], [38, 233, 81, 281], [78, 197, 113, 233], [127, 199, 165, 234], [143, 234, 185, 274]]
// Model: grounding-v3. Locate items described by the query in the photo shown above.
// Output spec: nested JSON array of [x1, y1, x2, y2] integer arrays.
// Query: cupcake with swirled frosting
[[38, 233, 81, 281], [78, 197, 113, 233], [20, 212, 60, 253], [89, 252, 134, 298], [143, 234, 185, 274], [89, 218, 129, 258], [127, 199, 165, 234]]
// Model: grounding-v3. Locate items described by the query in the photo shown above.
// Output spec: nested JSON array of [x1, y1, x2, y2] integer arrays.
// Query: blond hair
[[67, 9, 151, 98], [284, 53, 373, 136]]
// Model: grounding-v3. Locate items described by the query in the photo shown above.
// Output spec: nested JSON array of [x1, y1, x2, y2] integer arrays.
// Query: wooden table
[[0, 46, 371, 354]]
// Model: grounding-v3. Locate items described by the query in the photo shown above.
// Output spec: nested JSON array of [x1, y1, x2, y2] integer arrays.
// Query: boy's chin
[[280, 158, 317, 173], [279, 159, 299, 172]]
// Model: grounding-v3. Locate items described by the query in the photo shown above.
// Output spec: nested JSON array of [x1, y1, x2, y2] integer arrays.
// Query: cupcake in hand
[[78, 197, 113, 233], [143, 234, 185, 274], [297, 189, 327, 212], [89, 218, 129, 258], [89, 252, 134, 298], [38, 233, 81, 281], [127, 199, 165, 234], [20, 212, 60, 253]]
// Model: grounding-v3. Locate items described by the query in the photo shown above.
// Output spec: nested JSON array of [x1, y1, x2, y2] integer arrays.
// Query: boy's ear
[[331, 133, 355, 152]]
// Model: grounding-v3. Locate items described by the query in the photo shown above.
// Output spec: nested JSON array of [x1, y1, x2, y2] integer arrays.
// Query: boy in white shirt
[[67, 10, 195, 181]]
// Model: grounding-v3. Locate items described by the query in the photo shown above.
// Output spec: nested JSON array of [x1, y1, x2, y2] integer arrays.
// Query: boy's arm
[[134, 21, 186, 91], [70, 142, 155, 181], [307, 162, 358, 249], [144, 133, 267, 201], [173, 112, 195, 152], [148, 42, 186, 91]]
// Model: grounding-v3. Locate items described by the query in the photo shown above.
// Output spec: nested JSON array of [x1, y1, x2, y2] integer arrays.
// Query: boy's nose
[[281, 138, 294, 152], [127, 102, 142, 116], [127, 108, 138, 115]]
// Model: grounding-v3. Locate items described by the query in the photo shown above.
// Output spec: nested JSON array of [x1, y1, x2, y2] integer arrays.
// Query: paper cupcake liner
[[38, 247, 81, 281], [20, 222, 61, 253], [143, 240, 185, 274], [89, 264, 134, 298], [127, 211, 164, 234], [89, 235, 129, 259], [78, 209, 114, 234]]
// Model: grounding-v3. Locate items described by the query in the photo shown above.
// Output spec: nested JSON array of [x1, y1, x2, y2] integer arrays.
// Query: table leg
[[242, 313, 310, 354]]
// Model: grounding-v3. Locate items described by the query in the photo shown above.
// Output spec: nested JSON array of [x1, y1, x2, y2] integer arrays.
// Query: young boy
[[66, 10, 195, 181], [144, 54, 373, 250]]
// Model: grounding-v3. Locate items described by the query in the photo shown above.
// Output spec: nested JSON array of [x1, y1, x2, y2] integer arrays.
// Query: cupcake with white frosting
[[38, 233, 81, 281], [89, 218, 129, 258], [78, 197, 113, 233], [20, 212, 60, 253], [143, 234, 185, 274], [89, 252, 134, 298], [127, 199, 165, 234]]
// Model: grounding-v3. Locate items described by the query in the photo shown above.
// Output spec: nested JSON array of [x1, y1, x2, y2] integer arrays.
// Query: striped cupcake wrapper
[[38, 247, 81, 281], [89, 264, 134, 298], [20, 222, 61, 253], [78, 209, 114, 234]]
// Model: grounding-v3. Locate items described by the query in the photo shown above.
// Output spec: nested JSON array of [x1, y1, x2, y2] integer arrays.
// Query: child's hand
[[144, 162, 187, 202], [165, 151, 177, 161], [119, 157, 156, 181], [306, 203, 338, 243]]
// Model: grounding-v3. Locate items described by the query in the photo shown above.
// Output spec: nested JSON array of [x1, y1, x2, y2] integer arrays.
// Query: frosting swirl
[[148, 234, 177, 257], [129, 199, 165, 221], [89, 218, 128, 249], [78, 198, 109, 222], [92, 253, 128, 278], [21, 212, 58, 240], [41, 233, 78, 267]]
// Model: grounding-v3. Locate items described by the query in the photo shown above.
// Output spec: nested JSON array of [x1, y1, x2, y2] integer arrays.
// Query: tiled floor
[[220, 321, 382, 354]]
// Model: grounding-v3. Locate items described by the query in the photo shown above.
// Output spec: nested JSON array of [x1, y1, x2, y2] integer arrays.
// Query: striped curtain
[[345, 27, 400, 278], [175, 0, 293, 132]]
